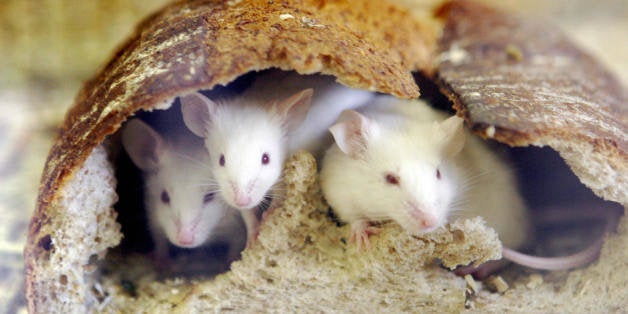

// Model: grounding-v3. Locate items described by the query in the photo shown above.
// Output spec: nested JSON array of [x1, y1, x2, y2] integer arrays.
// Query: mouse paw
[[350, 220, 380, 251]]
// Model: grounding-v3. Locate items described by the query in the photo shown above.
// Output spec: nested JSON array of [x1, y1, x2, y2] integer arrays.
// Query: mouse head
[[180, 90, 313, 210], [122, 119, 227, 248], [329, 109, 466, 234]]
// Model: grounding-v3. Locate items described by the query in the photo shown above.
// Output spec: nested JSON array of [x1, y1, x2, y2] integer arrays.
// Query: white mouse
[[320, 95, 531, 251], [321, 96, 616, 273], [121, 119, 242, 260], [179, 71, 374, 245]]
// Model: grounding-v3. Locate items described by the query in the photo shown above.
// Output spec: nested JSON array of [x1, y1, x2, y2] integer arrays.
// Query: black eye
[[436, 168, 441, 180], [219, 154, 225, 166], [261, 153, 270, 165], [203, 192, 215, 204], [385, 173, 400, 185], [161, 190, 170, 204]]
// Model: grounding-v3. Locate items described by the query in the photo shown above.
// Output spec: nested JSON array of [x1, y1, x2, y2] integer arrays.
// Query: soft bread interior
[[26, 145, 121, 311]]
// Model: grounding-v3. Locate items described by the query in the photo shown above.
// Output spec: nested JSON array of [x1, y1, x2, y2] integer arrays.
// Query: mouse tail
[[501, 237, 604, 270], [502, 204, 623, 271]]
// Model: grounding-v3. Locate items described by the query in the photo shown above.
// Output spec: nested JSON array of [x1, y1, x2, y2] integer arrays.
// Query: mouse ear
[[329, 110, 370, 158], [275, 88, 313, 132], [438, 115, 466, 157], [180, 92, 216, 137], [121, 119, 165, 172]]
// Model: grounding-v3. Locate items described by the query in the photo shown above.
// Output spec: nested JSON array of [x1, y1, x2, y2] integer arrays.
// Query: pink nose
[[421, 215, 438, 229], [234, 192, 252, 208], [410, 207, 438, 229], [177, 229, 195, 246]]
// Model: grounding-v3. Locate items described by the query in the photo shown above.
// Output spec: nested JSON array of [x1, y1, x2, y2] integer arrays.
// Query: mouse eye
[[219, 154, 225, 167], [161, 190, 170, 204], [385, 173, 400, 185], [261, 153, 270, 165], [203, 191, 215, 204], [436, 168, 441, 180]]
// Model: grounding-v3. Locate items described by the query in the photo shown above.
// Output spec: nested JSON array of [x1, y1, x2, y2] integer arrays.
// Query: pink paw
[[350, 220, 381, 251]]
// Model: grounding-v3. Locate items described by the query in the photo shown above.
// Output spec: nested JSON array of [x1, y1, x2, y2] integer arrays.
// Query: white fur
[[246, 72, 375, 158], [122, 119, 244, 258], [204, 99, 285, 211], [181, 71, 374, 213], [320, 96, 530, 248]]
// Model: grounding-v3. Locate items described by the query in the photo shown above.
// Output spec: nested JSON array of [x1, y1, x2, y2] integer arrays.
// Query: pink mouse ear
[[438, 115, 466, 157], [329, 110, 370, 159], [275, 88, 314, 132], [180, 92, 217, 138], [121, 119, 164, 172]]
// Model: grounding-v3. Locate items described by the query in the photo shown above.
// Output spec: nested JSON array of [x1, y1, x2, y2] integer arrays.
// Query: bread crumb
[[226, 0, 243, 6], [505, 44, 524, 61], [486, 276, 509, 293], [301, 17, 325, 28], [485, 125, 496, 138], [465, 274, 480, 294], [465, 298, 475, 309], [526, 274, 543, 289], [280, 14, 295, 20], [438, 44, 469, 65], [578, 279, 591, 297], [91, 282, 112, 311]]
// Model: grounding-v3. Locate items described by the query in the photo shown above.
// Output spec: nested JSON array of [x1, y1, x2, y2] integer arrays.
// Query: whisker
[[265, 188, 287, 195], [197, 182, 220, 188], [172, 151, 212, 171]]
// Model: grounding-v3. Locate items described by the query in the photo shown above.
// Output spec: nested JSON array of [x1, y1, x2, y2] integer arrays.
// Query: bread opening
[[96, 69, 622, 305]]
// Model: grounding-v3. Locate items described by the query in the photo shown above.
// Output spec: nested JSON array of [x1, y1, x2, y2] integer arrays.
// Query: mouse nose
[[177, 229, 195, 246], [234, 193, 252, 208], [421, 215, 438, 229], [230, 183, 253, 208], [409, 205, 438, 230]]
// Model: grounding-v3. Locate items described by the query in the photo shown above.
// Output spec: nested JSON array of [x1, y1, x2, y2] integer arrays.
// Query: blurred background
[[0, 0, 625, 312]]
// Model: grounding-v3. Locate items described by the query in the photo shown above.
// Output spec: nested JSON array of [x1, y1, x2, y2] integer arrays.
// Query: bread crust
[[435, 1, 627, 203]]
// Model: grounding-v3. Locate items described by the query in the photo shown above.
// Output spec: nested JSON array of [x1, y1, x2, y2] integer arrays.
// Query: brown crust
[[25, 0, 437, 311], [36, 0, 435, 211], [434, 0, 627, 203]]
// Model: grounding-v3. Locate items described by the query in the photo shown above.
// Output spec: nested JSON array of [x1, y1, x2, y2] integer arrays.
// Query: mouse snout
[[408, 203, 438, 230], [177, 228, 196, 247], [230, 182, 253, 208], [234, 193, 252, 207]]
